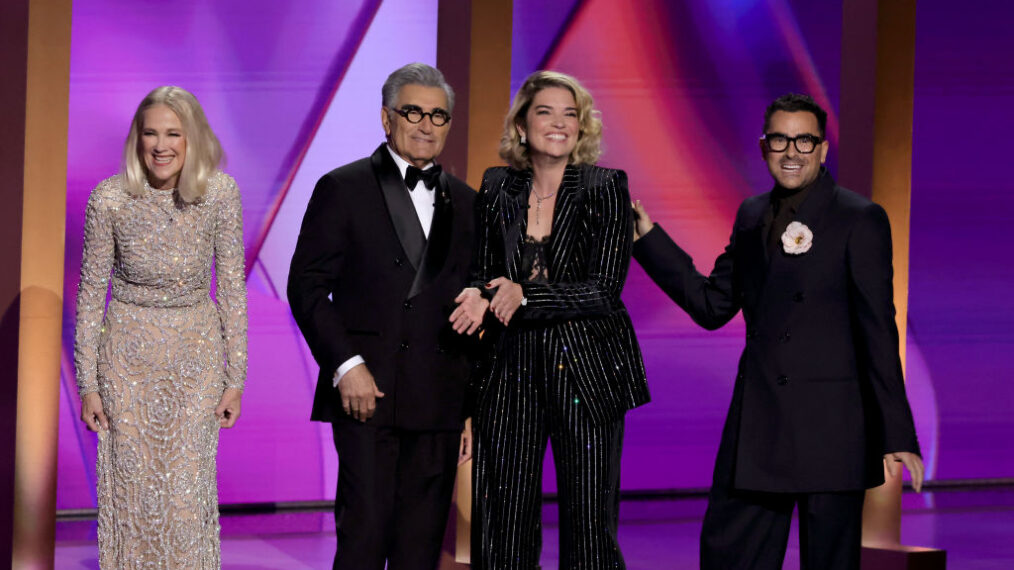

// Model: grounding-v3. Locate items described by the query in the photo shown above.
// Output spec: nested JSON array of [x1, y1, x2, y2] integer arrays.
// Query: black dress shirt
[[764, 168, 827, 256]]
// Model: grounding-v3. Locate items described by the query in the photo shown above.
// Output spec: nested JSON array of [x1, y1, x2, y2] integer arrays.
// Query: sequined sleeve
[[214, 175, 248, 390], [74, 181, 116, 396]]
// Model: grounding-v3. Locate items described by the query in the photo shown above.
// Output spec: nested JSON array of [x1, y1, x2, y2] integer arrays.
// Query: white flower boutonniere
[[781, 221, 813, 255]]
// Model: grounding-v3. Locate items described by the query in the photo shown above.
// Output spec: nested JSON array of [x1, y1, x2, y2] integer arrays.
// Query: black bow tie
[[404, 165, 442, 190]]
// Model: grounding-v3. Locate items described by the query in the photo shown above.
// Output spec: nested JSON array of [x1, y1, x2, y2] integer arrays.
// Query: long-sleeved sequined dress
[[74, 172, 247, 569]]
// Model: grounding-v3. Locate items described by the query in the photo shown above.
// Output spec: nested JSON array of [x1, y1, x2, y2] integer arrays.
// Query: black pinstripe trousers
[[471, 329, 626, 569]]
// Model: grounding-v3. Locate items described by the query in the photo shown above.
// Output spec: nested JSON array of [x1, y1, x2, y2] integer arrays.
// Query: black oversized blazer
[[633, 171, 920, 492], [287, 144, 476, 430], [472, 164, 650, 425]]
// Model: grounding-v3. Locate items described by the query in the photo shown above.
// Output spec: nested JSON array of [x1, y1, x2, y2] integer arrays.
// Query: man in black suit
[[287, 63, 481, 570], [632, 94, 924, 569]]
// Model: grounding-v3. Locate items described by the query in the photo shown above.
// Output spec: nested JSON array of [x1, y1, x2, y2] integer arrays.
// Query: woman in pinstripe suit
[[451, 71, 650, 569]]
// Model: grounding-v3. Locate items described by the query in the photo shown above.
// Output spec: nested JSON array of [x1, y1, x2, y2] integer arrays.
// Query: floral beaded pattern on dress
[[74, 172, 247, 569]]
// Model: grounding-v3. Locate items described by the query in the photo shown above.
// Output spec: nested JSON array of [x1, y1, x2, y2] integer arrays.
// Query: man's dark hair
[[763, 93, 828, 138]]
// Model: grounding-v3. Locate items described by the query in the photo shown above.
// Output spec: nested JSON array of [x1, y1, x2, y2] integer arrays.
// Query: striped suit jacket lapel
[[549, 165, 586, 274], [501, 169, 530, 282]]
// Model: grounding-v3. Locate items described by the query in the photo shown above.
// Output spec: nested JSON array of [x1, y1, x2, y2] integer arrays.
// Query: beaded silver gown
[[74, 172, 248, 569]]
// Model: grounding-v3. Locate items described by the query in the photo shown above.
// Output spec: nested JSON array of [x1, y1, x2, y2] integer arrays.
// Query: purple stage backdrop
[[908, 0, 1014, 479], [58, 0, 1014, 511]]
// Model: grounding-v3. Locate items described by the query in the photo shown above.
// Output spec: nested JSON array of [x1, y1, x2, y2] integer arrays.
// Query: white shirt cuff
[[334, 356, 365, 388]]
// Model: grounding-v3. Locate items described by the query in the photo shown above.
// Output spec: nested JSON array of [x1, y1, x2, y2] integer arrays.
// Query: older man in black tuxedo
[[288, 63, 482, 570], [632, 93, 924, 569]]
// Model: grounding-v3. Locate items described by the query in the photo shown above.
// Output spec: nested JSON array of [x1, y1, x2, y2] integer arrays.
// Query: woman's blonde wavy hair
[[499, 70, 603, 170], [122, 86, 223, 203]]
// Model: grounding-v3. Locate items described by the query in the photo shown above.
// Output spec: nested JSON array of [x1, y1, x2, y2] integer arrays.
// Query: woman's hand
[[632, 199, 654, 241], [216, 387, 243, 428], [81, 392, 108, 432], [450, 287, 489, 335], [487, 277, 524, 326]]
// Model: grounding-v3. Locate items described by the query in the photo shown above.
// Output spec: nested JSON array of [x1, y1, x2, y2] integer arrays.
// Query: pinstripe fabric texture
[[471, 165, 648, 569]]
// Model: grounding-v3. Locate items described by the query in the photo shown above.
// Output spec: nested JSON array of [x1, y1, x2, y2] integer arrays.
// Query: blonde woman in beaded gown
[[74, 86, 247, 569]]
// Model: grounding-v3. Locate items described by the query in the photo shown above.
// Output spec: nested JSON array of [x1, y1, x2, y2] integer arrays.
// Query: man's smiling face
[[761, 110, 828, 190], [381, 84, 451, 168]]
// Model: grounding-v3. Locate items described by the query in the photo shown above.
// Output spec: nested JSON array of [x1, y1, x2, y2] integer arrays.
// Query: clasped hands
[[338, 278, 520, 427], [449, 277, 524, 333]]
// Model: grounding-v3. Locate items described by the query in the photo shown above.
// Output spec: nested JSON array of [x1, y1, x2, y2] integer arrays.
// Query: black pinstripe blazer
[[472, 164, 649, 424]]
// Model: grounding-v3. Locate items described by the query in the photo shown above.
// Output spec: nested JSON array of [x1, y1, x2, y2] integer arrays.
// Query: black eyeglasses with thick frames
[[761, 133, 823, 154], [389, 105, 451, 127]]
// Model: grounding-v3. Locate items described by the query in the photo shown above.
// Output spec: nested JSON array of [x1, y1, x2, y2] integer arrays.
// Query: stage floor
[[54, 487, 1014, 568]]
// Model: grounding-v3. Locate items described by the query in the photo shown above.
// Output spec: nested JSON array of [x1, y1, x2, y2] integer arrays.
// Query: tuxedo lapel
[[371, 145, 426, 270], [408, 173, 453, 298]]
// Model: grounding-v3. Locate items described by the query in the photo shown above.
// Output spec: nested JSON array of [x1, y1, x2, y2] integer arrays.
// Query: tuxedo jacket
[[633, 171, 919, 493], [287, 144, 476, 430], [472, 165, 649, 425]]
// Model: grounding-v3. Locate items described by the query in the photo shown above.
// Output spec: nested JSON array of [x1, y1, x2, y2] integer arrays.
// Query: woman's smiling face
[[521, 86, 580, 163], [140, 104, 187, 190]]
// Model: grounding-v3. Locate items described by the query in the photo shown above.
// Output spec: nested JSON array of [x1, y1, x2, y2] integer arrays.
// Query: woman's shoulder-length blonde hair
[[499, 70, 603, 170], [121, 85, 223, 203]]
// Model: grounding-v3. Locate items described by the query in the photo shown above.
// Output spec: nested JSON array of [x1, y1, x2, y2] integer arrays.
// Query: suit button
[[793, 291, 805, 302], [746, 328, 757, 339], [403, 300, 412, 310], [395, 257, 404, 267], [400, 341, 409, 350], [779, 331, 791, 342], [776, 375, 788, 386], [736, 373, 744, 381]]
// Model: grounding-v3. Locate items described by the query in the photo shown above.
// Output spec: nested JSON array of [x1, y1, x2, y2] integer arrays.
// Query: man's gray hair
[[381, 62, 455, 113]]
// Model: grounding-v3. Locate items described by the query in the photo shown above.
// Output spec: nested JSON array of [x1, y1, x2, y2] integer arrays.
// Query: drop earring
[[520, 133, 527, 145]]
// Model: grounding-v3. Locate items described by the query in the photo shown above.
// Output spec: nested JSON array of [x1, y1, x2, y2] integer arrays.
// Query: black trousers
[[700, 425, 865, 570], [330, 418, 460, 570], [471, 331, 626, 570]]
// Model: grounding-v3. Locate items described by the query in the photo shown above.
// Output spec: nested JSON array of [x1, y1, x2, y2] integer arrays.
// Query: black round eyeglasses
[[390, 106, 451, 127]]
